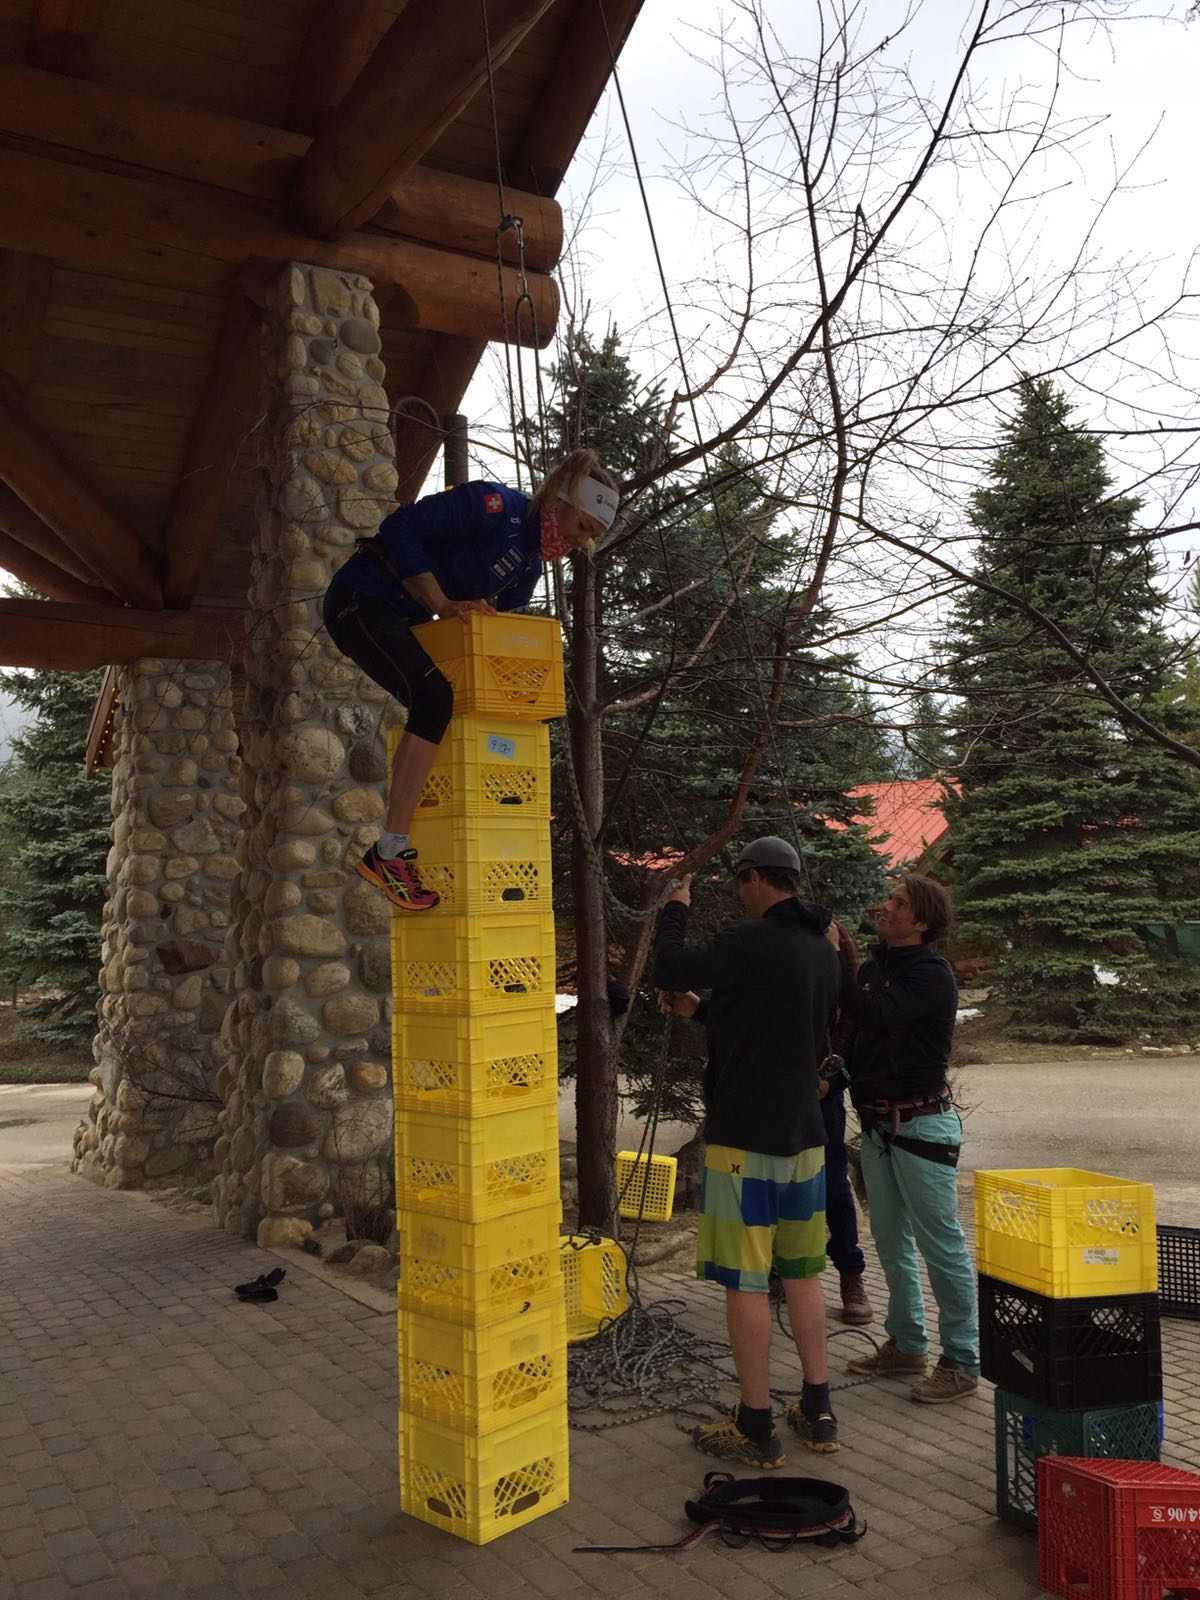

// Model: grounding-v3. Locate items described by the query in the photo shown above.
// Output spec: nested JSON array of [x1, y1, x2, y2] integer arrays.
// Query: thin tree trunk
[[569, 555, 618, 1234]]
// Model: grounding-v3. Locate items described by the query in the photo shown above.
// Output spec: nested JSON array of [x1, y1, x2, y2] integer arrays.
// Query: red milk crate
[[1038, 1457, 1200, 1600]]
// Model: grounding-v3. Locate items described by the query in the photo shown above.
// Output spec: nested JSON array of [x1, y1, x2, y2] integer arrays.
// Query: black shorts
[[322, 582, 453, 744]]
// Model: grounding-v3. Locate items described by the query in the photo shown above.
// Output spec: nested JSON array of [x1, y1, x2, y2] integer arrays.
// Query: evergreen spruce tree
[[0, 666, 110, 1044], [944, 377, 1200, 1040], [543, 329, 887, 1145]]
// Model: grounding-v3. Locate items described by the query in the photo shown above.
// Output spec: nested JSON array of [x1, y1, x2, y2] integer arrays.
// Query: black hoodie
[[652, 896, 839, 1156], [841, 940, 957, 1106]]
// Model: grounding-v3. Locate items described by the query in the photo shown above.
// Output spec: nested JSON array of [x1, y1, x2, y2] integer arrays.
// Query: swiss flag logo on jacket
[[484, 492, 504, 514]]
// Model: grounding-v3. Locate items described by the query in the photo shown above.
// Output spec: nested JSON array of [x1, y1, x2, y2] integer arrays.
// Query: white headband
[[558, 475, 619, 530]]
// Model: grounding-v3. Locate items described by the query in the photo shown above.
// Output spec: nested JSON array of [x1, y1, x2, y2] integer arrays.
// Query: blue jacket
[[328, 481, 543, 621]]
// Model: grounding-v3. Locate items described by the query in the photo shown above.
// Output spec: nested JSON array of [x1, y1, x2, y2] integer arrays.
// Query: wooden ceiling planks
[[0, 0, 646, 663]]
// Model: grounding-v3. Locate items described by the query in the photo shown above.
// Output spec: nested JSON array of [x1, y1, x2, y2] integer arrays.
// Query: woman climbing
[[322, 447, 620, 911]]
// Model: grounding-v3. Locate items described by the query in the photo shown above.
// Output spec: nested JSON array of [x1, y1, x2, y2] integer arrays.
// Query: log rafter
[[0, 146, 557, 349], [289, 0, 558, 241], [0, 598, 243, 671], [284, 0, 380, 137], [163, 293, 262, 608], [515, 0, 646, 196], [0, 375, 163, 610], [0, 65, 562, 272]]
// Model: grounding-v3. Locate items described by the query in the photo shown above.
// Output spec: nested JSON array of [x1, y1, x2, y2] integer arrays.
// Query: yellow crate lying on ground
[[412, 715, 552, 820], [399, 1400, 569, 1545], [407, 813, 553, 916], [616, 1150, 677, 1222], [394, 1102, 560, 1222], [414, 613, 565, 721], [560, 1234, 628, 1342], [398, 1204, 562, 1326], [398, 1301, 567, 1431], [390, 909, 555, 1012], [974, 1167, 1157, 1299], [391, 1007, 558, 1117]]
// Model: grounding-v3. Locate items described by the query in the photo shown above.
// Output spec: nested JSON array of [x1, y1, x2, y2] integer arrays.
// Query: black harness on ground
[[858, 1086, 960, 1168], [574, 1471, 866, 1553]]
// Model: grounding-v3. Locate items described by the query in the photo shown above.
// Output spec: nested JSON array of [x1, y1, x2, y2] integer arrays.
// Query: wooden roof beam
[[0, 481, 110, 590], [289, 0, 557, 240], [0, 375, 163, 610], [29, 0, 102, 78], [0, 148, 557, 348], [0, 523, 112, 605], [163, 293, 261, 608], [515, 0, 646, 196], [0, 65, 561, 274], [285, 0, 380, 137], [0, 599, 243, 671]]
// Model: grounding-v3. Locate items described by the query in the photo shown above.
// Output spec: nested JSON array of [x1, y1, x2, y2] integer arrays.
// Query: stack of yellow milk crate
[[391, 613, 569, 1545]]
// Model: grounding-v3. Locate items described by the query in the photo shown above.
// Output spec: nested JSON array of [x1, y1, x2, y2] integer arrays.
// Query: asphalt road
[[3, 1062, 1197, 1226], [956, 1058, 1200, 1225]]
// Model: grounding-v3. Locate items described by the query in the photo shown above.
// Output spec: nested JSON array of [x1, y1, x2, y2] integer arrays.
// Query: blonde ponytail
[[530, 448, 617, 515]]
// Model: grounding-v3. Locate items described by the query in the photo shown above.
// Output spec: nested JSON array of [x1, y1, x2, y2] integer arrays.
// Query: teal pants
[[859, 1108, 979, 1374]]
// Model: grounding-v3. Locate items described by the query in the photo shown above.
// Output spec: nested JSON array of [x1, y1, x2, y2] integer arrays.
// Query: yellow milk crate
[[390, 909, 555, 1012], [974, 1167, 1158, 1299], [413, 716, 552, 820], [414, 613, 565, 721], [407, 813, 553, 917], [394, 1102, 560, 1222], [616, 1150, 677, 1222], [399, 1400, 569, 1545], [560, 1234, 629, 1342], [391, 1007, 558, 1117], [397, 1301, 567, 1431], [398, 1203, 562, 1326]]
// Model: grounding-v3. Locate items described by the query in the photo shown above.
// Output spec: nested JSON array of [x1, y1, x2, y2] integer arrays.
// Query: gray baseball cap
[[731, 835, 802, 875]]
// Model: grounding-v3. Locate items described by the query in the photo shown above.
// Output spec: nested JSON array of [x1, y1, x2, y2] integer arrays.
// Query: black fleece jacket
[[652, 896, 839, 1157], [841, 940, 957, 1106]]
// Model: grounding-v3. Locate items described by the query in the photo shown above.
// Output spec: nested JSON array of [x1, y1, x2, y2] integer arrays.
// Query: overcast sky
[[463, 0, 1200, 649]]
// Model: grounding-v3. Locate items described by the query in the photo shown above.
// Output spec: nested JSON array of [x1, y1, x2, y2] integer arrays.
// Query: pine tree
[[943, 377, 1200, 1040], [0, 666, 110, 1044]]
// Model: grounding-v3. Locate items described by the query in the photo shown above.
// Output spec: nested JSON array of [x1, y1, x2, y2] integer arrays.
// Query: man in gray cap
[[653, 836, 842, 1465]]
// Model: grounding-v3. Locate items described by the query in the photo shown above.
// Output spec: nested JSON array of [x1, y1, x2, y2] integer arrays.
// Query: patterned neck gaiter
[[540, 501, 571, 561]]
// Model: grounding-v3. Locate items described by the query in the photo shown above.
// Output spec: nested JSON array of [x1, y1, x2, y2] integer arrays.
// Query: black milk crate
[[993, 1386, 1161, 1532], [978, 1272, 1162, 1411], [1158, 1224, 1200, 1320]]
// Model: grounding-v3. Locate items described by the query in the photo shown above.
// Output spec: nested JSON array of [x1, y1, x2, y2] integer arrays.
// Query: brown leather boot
[[838, 1273, 874, 1325]]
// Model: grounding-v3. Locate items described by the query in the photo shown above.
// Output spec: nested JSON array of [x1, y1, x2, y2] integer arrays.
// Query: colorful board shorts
[[697, 1143, 827, 1292]]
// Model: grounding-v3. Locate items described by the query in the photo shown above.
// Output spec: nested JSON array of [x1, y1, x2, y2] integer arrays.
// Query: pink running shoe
[[356, 844, 439, 911]]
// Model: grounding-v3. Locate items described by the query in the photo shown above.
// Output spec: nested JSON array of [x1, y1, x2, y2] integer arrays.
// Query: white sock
[[378, 831, 409, 858]]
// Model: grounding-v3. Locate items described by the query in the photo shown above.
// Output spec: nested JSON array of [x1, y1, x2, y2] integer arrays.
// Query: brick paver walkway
[[1, 1163, 1197, 1599]]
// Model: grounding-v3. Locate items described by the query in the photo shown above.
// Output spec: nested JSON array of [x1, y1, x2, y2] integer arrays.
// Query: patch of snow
[[1094, 967, 1120, 986], [956, 1007, 982, 1023], [555, 994, 578, 1014]]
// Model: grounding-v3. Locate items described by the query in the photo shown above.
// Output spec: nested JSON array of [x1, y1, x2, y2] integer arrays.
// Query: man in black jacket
[[653, 836, 841, 1466], [837, 874, 980, 1402]]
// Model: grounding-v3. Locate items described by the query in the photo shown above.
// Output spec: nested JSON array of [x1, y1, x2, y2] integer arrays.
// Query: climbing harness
[[574, 1470, 866, 1553], [858, 1086, 960, 1167]]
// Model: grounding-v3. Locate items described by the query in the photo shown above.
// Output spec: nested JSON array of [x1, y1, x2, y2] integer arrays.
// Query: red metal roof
[[837, 779, 956, 867]]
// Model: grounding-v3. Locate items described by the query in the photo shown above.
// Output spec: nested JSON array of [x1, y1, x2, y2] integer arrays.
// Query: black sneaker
[[786, 1404, 840, 1453]]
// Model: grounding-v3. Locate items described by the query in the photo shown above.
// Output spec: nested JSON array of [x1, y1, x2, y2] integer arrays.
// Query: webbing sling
[[575, 1471, 866, 1553]]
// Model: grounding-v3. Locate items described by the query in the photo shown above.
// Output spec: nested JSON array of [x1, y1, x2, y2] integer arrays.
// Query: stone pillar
[[74, 659, 242, 1189], [212, 264, 400, 1250]]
